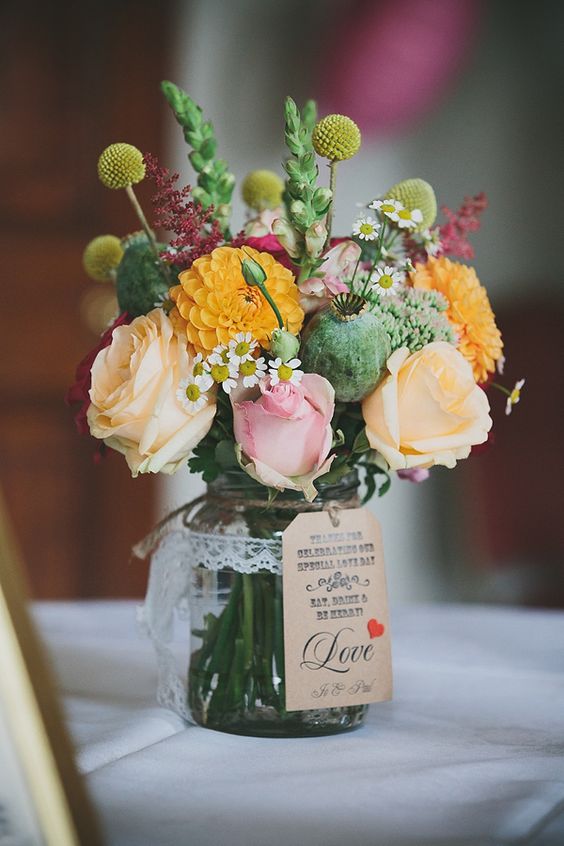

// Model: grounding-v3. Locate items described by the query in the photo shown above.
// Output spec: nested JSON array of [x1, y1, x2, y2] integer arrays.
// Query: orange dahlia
[[169, 246, 304, 355], [409, 256, 503, 383]]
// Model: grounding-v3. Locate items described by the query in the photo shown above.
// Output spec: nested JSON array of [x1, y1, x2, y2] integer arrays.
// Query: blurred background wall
[[1, 0, 563, 604]]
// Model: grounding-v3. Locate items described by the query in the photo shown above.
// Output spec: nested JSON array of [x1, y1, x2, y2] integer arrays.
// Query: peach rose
[[232, 374, 335, 500], [87, 309, 216, 476], [362, 342, 492, 471]]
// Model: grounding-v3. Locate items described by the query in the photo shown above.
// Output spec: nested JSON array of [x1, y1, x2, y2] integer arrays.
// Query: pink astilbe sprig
[[143, 152, 223, 270], [439, 192, 488, 260]]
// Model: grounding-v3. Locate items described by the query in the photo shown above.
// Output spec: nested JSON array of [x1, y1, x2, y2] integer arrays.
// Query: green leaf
[[352, 428, 371, 454], [214, 439, 238, 470]]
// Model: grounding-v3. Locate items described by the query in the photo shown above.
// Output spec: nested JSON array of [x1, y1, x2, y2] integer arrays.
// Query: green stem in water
[[323, 160, 338, 252], [242, 574, 254, 672]]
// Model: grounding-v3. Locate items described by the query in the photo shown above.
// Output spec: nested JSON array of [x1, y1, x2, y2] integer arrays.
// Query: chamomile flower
[[421, 227, 442, 257], [388, 206, 424, 229], [496, 355, 506, 376], [371, 265, 404, 296], [505, 378, 525, 416], [228, 331, 258, 365], [352, 216, 380, 241], [206, 347, 239, 394], [368, 197, 403, 218], [176, 375, 212, 414], [269, 357, 304, 386], [239, 356, 267, 388], [192, 352, 210, 379]]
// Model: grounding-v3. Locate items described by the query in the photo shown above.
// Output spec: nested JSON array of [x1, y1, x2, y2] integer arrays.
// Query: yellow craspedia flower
[[410, 256, 503, 383], [97, 143, 145, 189], [169, 246, 304, 356], [241, 170, 284, 211], [385, 178, 437, 231], [312, 114, 361, 161], [83, 235, 124, 281]]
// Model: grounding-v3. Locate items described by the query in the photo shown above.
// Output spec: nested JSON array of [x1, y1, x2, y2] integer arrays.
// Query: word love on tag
[[282, 507, 392, 712]]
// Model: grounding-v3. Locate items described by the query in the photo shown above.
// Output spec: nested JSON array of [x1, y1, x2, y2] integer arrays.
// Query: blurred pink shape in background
[[318, 0, 483, 136]]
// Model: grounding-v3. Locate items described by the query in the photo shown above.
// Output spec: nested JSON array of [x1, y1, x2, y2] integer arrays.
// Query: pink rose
[[232, 375, 335, 500]]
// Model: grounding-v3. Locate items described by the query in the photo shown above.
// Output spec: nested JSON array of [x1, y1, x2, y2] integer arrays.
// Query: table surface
[[35, 601, 564, 846]]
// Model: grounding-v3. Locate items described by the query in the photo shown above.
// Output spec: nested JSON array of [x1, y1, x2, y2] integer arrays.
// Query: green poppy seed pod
[[301, 293, 391, 402], [385, 178, 437, 231], [270, 328, 300, 361], [241, 257, 267, 287]]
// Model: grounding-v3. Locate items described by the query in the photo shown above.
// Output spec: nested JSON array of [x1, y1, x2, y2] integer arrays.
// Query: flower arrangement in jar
[[68, 83, 523, 737]]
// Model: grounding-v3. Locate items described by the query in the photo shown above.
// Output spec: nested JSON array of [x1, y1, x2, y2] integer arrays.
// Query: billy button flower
[[83, 235, 124, 282], [312, 112, 361, 248], [241, 169, 284, 211], [268, 357, 304, 386], [97, 142, 159, 257]]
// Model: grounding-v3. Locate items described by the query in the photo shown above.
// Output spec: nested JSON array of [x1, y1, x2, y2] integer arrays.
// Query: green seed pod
[[301, 293, 391, 402], [116, 239, 171, 317]]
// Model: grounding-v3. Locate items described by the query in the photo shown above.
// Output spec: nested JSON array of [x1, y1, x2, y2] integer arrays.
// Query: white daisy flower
[[496, 354, 506, 376], [228, 331, 258, 365], [505, 378, 525, 416], [176, 375, 212, 414], [269, 357, 304, 386], [191, 352, 211, 381], [368, 197, 404, 219], [239, 356, 268, 388], [421, 227, 442, 257], [206, 351, 239, 394], [352, 216, 381, 241], [388, 206, 424, 229], [371, 265, 404, 296]]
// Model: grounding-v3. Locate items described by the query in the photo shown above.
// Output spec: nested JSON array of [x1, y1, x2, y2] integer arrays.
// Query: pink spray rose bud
[[232, 374, 335, 501]]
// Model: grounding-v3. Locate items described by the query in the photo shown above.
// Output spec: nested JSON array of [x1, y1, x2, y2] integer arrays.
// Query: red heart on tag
[[367, 618, 385, 638]]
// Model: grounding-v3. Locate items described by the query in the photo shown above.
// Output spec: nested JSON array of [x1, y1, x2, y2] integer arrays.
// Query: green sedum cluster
[[367, 287, 456, 353]]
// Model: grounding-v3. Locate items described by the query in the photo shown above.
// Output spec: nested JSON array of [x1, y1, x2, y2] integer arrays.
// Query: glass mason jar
[[186, 468, 368, 737]]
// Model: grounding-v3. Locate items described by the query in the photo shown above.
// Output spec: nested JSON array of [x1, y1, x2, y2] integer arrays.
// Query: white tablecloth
[[34, 601, 564, 846]]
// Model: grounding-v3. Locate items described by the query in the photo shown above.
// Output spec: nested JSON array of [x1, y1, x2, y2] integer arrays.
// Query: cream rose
[[87, 308, 216, 476], [361, 342, 492, 471]]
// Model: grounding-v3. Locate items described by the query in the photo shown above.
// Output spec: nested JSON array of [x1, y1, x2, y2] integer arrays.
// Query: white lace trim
[[187, 530, 282, 575], [138, 527, 282, 721]]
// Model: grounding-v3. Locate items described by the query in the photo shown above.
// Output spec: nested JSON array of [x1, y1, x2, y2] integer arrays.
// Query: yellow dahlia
[[410, 256, 503, 383], [169, 246, 304, 355]]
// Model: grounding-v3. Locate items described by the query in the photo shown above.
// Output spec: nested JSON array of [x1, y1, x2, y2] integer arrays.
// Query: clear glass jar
[[186, 469, 368, 737]]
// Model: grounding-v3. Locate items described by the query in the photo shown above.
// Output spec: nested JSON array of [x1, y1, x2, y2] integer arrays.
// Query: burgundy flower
[[66, 313, 131, 435]]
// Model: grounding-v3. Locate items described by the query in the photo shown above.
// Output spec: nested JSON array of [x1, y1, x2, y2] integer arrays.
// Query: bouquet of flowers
[[68, 82, 523, 734]]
